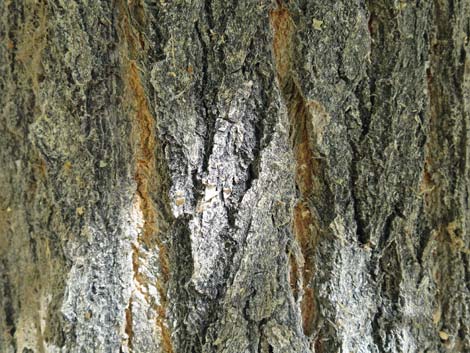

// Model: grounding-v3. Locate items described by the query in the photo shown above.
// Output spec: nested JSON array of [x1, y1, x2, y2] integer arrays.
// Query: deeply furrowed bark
[[0, 1, 469, 353]]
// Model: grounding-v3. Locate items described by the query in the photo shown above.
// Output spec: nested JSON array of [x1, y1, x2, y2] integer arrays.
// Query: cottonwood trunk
[[1, 1, 469, 352]]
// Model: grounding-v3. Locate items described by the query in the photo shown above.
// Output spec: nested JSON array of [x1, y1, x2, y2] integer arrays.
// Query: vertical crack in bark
[[423, 1, 470, 349], [194, 20, 214, 177], [354, 1, 396, 247], [128, 52, 174, 353], [125, 296, 133, 350], [270, 2, 329, 339], [118, 3, 173, 352], [1, 261, 16, 348], [424, 0, 462, 228]]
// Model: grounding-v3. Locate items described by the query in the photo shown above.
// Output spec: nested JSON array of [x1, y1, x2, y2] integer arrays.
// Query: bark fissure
[[270, 2, 327, 339], [118, 2, 174, 351]]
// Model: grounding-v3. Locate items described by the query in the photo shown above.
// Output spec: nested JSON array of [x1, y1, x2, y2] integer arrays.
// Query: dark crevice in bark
[[203, 0, 215, 32], [1, 262, 16, 343], [245, 121, 262, 191], [357, 0, 399, 242], [150, 22, 166, 62], [191, 169, 205, 207], [371, 308, 384, 351], [423, 2, 470, 350], [350, 159, 368, 245], [347, 116, 367, 246], [376, 205, 404, 251], [194, 20, 216, 179], [170, 220, 196, 352], [270, 3, 333, 341], [417, 213, 433, 265], [350, 9, 375, 245]]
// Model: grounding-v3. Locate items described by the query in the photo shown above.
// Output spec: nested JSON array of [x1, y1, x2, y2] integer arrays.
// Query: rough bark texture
[[0, 1, 469, 352]]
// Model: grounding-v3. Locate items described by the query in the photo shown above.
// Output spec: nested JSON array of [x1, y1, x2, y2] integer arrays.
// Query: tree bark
[[1, 0, 469, 352]]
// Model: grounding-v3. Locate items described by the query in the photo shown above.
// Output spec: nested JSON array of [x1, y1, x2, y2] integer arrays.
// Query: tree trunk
[[1, 0, 469, 352]]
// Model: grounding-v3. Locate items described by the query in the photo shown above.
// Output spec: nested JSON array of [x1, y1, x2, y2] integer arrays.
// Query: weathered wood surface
[[0, 1, 469, 352]]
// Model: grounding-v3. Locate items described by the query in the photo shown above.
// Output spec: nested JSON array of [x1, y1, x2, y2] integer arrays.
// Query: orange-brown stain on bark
[[270, 3, 324, 339], [118, 2, 173, 351], [125, 298, 133, 348], [293, 202, 317, 336], [270, 5, 294, 82], [126, 60, 174, 353]]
